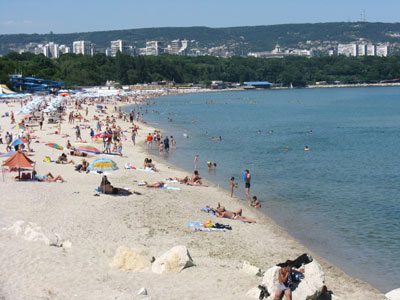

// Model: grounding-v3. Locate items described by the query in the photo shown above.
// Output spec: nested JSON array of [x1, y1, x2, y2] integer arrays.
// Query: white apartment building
[[366, 44, 376, 56], [170, 39, 188, 55], [376, 45, 390, 57], [338, 43, 358, 57], [73, 40, 92, 55], [110, 40, 129, 56], [357, 44, 367, 56], [145, 41, 164, 56]]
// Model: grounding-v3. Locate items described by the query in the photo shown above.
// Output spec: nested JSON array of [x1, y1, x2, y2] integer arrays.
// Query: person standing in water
[[194, 155, 199, 169], [244, 169, 252, 206]]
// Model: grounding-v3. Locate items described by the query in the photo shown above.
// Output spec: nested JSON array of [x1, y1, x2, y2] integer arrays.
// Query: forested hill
[[1, 22, 400, 54]]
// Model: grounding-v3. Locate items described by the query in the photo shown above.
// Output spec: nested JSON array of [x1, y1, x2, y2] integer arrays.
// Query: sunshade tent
[[88, 158, 118, 171], [11, 124, 24, 130], [2, 150, 34, 178], [74, 145, 101, 154]]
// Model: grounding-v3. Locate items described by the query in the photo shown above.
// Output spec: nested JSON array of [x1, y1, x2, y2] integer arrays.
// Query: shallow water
[[125, 87, 400, 292]]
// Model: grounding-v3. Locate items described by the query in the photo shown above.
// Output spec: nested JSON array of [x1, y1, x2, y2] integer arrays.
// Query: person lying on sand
[[32, 171, 66, 182], [212, 203, 256, 223], [70, 150, 91, 157], [100, 175, 132, 195], [145, 181, 165, 188]]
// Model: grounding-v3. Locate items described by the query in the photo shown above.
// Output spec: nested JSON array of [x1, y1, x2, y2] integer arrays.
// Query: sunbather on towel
[[145, 181, 165, 188], [212, 203, 256, 223], [32, 171, 66, 182]]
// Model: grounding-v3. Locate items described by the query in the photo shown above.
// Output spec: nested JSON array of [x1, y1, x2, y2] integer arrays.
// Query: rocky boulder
[[110, 246, 152, 272], [386, 288, 400, 300], [247, 260, 325, 300], [152, 245, 194, 274]]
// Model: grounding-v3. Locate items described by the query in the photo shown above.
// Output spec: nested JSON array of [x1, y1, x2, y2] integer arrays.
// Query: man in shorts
[[273, 266, 304, 300], [146, 133, 153, 150], [244, 169, 251, 206]]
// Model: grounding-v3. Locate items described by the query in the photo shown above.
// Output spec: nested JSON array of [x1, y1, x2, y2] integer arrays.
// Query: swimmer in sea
[[304, 145, 310, 151], [212, 136, 222, 141]]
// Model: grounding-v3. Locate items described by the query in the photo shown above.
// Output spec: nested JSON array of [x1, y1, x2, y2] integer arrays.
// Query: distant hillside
[[1, 22, 400, 55]]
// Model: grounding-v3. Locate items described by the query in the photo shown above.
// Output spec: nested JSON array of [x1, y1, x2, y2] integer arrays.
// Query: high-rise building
[[338, 44, 358, 57], [145, 41, 164, 56], [376, 45, 389, 57], [357, 44, 367, 56], [170, 39, 188, 55], [110, 40, 129, 56], [366, 44, 376, 56], [73, 40, 92, 55]]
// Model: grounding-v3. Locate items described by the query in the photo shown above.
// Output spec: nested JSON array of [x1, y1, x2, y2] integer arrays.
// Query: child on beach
[[252, 196, 261, 208], [230, 177, 238, 197]]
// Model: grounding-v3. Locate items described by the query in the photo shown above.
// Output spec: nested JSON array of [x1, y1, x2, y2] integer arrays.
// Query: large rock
[[152, 245, 194, 274], [110, 246, 152, 272], [247, 260, 325, 300], [242, 261, 262, 276], [386, 288, 400, 300]]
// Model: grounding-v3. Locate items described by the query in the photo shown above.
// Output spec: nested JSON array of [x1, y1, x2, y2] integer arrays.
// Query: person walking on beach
[[131, 130, 136, 146], [146, 133, 153, 150], [75, 125, 81, 141], [244, 169, 252, 206]]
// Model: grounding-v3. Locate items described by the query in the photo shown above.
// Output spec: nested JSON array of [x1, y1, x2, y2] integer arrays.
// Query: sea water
[[125, 87, 400, 292]]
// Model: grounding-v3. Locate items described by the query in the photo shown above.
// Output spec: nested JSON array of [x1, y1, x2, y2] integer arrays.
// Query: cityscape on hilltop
[[9, 38, 392, 59]]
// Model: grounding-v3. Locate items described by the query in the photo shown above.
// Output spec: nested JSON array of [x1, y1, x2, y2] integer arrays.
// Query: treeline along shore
[[1, 52, 400, 88]]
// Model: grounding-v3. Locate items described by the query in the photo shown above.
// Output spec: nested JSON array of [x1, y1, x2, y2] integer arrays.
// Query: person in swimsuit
[[244, 169, 252, 206], [213, 203, 256, 223], [273, 266, 304, 300]]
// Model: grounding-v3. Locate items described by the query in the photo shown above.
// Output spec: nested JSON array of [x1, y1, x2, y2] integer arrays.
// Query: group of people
[[146, 131, 176, 153]]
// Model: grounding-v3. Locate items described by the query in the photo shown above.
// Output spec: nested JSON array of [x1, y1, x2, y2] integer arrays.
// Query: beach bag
[[203, 220, 214, 228], [43, 156, 51, 162]]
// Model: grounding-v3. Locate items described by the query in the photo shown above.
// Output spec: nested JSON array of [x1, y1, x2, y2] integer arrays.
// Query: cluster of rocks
[[245, 259, 331, 300], [110, 245, 194, 274]]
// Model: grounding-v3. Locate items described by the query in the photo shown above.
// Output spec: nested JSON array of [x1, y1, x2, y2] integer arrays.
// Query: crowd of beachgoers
[[0, 88, 391, 300]]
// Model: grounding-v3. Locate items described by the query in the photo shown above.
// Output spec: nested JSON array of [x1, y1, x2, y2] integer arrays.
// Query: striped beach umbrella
[[11, 124, 24, 130], [88, 158, 118, 171], [10, 139, 26, 147], [45, 143, 63, 150], [74, 145, 101, 154]]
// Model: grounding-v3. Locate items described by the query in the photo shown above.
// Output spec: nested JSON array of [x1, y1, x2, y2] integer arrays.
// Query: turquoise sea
[[125, 87, 400, 292]]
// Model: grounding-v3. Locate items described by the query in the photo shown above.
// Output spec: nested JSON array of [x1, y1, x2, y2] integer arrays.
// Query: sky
[[0, 0, 399, 35]]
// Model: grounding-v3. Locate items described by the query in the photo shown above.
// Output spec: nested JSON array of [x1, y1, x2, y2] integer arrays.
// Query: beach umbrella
[[94, 132, 112, 139], [59, 93, 70, 97], [88, 158, 118, 171], [11, 124, 24, 130], [74, 145, 101, 154], [10, 139, 26, 147], [45, 143, 63, 150]]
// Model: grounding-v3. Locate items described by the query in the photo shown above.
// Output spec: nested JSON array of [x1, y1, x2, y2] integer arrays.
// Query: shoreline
[[121, 94, 389, 295], [0, 91, 388, 299]]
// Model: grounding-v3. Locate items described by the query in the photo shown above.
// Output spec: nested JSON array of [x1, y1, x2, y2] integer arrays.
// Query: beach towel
[[201, 207, 216, 216], [124, 163, 136, 169], [160, 186, 181, 191], [192, 228, 226, 232], [187, 222, 204, 227], [134, 168, 155, 173]]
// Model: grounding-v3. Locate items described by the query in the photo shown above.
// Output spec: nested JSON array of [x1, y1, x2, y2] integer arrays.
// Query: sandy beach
[[0, 92, 387, 300]]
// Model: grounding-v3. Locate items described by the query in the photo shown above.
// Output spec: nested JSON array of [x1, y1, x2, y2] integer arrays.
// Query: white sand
[[0, 95, 386, 300]]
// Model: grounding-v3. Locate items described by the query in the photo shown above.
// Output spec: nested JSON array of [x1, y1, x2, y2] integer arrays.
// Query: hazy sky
[[1, 0, 399, 34]]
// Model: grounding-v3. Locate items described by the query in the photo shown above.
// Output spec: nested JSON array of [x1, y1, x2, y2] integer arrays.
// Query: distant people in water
[[194, 155, 199, 169], [212, 136, 222, 141], [258, 130, 262, 134], [207, 162, 217, 170], [285, 146, 289, 151], [269, 130, 274, 134], [309, 130, 313, 134], [304, 146, 310, 151]]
